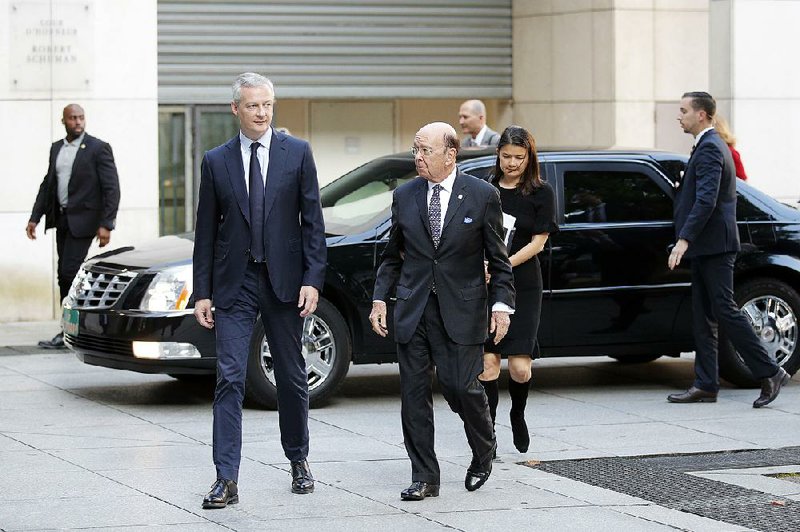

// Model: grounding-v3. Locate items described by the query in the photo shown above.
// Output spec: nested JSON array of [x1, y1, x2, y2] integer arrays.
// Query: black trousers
[[691, 252, 778, 392], [212, 261, 307, 482], [397, 293, 495, 484], [55, 213, 93, 301]]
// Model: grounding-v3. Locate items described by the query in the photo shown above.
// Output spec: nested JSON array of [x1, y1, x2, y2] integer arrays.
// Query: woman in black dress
[[480, 126, 558, 453]]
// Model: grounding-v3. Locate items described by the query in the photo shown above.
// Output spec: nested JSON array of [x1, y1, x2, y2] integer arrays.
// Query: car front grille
[[67, 267, 137, 309], [64, 333, 134, 356]]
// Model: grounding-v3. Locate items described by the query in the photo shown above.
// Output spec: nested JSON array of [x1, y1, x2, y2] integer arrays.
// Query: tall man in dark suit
[[458, 100, 500, 147], [370, 122, 514, 501], [668, 91, 789, 408], [26, 104, 120, 349], [192, 73, 326, 508]]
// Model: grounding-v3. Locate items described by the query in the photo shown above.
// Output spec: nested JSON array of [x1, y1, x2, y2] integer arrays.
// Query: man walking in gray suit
[[458, 100, 500, 147]]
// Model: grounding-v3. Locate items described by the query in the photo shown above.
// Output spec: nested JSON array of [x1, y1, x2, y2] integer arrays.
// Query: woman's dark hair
[[493, 125, 541, 195]]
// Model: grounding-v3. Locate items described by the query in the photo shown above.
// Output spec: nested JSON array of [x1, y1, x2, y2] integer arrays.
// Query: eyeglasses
[[411, 146, 440, 157]]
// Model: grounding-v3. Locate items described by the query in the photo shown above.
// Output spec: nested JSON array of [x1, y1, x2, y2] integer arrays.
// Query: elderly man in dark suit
[[27, 104, 120, 348], [370, 122, 514, 501], [668, 91, 790, 407], [192, 72, 326, 508]]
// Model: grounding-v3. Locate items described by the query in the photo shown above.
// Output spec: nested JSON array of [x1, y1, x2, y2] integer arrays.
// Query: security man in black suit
[[668, 91, 789, 408], [370, 122, 515, 501], [26, 104, 120, 348]]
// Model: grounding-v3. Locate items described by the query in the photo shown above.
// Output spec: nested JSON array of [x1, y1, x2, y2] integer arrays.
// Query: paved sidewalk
[[1, 322, 798, 531]]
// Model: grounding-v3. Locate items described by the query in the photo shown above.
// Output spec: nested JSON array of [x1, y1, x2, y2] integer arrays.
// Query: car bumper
[[63, 307, 217, 375]]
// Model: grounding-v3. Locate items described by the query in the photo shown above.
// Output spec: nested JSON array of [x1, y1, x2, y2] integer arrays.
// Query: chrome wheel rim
[[741, 295, 797, 366], [259, 314, 336, 392]]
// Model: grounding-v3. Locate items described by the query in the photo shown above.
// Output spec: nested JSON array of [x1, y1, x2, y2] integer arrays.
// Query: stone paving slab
[[0, 339, 798, 531]]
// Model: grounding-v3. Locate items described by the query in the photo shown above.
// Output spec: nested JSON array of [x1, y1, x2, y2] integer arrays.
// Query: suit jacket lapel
[[264, 130, 286, 221], [223, 136, 250, 225], [414, 178, 433, 241], [69, 135, 88, 178], [442, 174, 467, 234]]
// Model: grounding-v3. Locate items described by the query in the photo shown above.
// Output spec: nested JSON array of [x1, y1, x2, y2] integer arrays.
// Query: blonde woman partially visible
[[714, 115, 748, 181]]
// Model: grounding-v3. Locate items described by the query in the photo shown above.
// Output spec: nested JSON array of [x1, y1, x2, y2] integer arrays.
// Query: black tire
[[610, 354, 662, 364], [244, 298, 351, 409], [719, 278, 800, 387]]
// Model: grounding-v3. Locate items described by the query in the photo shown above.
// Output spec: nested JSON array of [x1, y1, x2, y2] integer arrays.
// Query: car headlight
[[140, 264, 193, 311]]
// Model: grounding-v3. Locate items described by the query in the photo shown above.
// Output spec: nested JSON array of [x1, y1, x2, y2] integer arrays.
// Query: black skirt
[[485, 284, 542, 357]]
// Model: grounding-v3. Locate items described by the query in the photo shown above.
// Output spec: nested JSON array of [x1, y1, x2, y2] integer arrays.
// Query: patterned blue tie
[[249, 142, 265, 262], [429, 184, 442, 248]]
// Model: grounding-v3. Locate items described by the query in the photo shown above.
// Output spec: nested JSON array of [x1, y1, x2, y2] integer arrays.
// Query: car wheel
[[719, 278, 800, 387], [245, 298, 351, 409], [610, 354, 662, 364]]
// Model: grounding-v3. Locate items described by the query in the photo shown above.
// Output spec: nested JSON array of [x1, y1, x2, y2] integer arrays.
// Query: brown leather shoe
[[753, 368, 791, 408], [667, 386, 717, 403], [202, 478, 238, 509]]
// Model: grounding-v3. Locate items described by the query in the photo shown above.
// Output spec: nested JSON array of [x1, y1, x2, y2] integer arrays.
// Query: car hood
[[87, 232, 349, 271]]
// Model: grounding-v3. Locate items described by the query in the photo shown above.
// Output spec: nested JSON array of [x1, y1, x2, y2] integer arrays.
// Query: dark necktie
[[249, 142, 265, 262], [429, 184, 442, 248]]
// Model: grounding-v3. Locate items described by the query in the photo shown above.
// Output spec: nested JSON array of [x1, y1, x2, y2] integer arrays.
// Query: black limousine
[[63, 148, 800, 408]]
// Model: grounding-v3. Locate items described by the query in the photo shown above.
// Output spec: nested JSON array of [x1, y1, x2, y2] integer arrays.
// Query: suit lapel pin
[[464, 217, 473, 224], [80, 144, 86, 149], [457, 194, 463, 200]]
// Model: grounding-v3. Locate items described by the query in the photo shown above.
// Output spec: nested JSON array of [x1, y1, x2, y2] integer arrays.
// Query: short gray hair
[[232, 72, 274, 104]]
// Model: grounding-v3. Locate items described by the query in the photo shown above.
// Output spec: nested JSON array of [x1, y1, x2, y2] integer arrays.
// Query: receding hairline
[[461, 99, 486, 116]]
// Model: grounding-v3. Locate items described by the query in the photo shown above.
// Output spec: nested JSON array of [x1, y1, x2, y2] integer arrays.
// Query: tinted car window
[[321, 158, 416, 235], [564, 170, 672, 224]]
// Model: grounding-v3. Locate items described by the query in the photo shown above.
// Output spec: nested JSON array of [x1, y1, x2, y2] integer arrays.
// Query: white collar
[[473, 125, 488, 145], [428, 168, 457, 193], [239, 128, 272, 150], [693, 126, 714, 147]]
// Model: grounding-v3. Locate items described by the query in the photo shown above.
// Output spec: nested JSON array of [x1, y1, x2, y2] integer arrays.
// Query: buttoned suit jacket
[[192, 130, 326, 310], [373, 172, 515, 345], [30, 134, 120, 238], [673, 128, 740, 259], [461, 127, 500, 148]]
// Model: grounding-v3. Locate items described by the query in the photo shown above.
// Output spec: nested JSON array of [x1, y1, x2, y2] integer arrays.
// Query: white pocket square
[[463, 217, 473, 224]]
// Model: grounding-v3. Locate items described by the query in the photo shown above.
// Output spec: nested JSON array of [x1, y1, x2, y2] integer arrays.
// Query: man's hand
[[668, 239, 689, 270], [25, 222, 37, 240], [489, 311, 510, 344], [96, 227, 111, 247], [194, 298, 214, 329], [369, 301, 388, 337], [298, 286, 319, 317]]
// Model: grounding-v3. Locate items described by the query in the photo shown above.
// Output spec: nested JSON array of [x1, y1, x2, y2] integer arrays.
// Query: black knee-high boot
[[508, 377, 531, 452]]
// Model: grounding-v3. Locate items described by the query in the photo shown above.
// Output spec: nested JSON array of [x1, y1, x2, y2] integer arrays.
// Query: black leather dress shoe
[[202, 478, 238, 509], [465, 448, 494, 492], [667, 386, 717, 403], [38, 332, 65, 349], [753, 367, 790, 408], [400, 481, 439, 501], [291, 460, 315, 494]]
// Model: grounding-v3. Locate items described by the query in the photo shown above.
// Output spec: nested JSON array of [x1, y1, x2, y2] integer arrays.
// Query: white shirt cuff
[[492, 302, 514, 314]]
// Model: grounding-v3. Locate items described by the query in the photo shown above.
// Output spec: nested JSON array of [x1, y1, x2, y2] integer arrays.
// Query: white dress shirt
[[239, 129, 272, 193], [693, 126, 714, 147], [472, 125, 489, 146]]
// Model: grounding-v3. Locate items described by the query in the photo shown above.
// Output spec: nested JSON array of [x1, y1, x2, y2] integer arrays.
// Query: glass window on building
[[158, 109, 188, 236]]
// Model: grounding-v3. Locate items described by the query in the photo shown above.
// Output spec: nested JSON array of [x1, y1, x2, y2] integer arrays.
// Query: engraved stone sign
[[10, 1, 94, 91]]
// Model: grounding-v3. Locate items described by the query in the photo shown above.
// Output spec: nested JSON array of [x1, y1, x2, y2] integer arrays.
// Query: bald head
[[62, 104, 85, 141], [413, 122, 459, 183], [458, 99, 487, 138]]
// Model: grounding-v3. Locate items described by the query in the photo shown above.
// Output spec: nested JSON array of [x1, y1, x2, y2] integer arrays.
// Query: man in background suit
[[668, 91, 789, 408], [370, 122, 514, 501], [458, 100, 500, 147], [26, 104, 120, 348], [193, 73, 326, 508]]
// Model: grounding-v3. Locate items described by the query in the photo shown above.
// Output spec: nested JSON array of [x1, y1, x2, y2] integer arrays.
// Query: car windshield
[[321, 157, 417, 235]]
